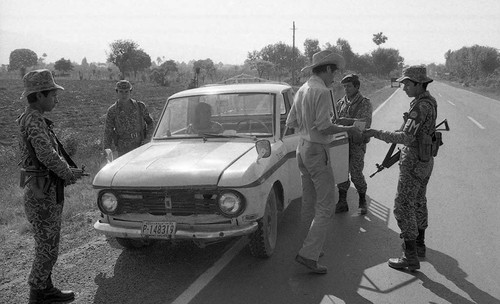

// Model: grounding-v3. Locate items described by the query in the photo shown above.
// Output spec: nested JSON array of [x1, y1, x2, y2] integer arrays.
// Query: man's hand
[[363, 128, 379, 138], [71, 166, 89, 179], [347, 126, 363, 143]]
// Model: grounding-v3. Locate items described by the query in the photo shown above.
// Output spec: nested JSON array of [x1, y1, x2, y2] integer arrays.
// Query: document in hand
[[353, 120, 366, 131]]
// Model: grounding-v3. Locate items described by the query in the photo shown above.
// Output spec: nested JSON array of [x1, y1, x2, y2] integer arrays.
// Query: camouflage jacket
[[103, 99, 154, 153], [17, 107, 74, 181], [336, 92, 373, 129], [374, 91, 437, 148]]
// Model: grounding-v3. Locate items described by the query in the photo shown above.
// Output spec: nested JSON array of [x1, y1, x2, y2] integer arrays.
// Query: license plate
[[141, 221, 176, 238]]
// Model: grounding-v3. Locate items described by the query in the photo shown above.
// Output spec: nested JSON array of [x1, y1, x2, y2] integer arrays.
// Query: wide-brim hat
[[301, 50, 345, 72], [20, 69, 64, 99], [396, 65, 433, 84]]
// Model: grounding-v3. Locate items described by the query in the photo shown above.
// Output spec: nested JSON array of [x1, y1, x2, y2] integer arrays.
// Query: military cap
[[341, 74, 359, 84], [20, 69, 64, 99], [115, 80, 133, 90], [396, 65, 433, 84]]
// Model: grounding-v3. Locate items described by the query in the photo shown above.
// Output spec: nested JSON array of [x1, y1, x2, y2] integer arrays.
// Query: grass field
[[0, 75, 394, 243], [0, 78, 182, 240]]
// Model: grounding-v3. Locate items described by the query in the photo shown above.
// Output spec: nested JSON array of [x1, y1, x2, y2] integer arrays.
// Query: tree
[[193, 58, 217, 84], [303, 38, 320, 63], [107, 39, 151, 78], [54, 58, 74, 74], [81, 57, 89, 68], [444, 45, 500, 82], [372, 32, 388, 47], [336, 38, 355, 70], [9, 48, 38, 77], [245, 51, 274, 78], [151, 60, 178, 86], [371, 48, 403, 77], [129, 49, 152, 78]]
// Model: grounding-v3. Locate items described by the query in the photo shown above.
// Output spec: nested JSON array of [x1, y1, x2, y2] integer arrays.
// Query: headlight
[[98, 191, 118, 215], [217, 191, 245, 217]]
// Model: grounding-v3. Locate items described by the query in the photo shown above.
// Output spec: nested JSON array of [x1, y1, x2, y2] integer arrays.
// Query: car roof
[[168, 83, 292, 99]]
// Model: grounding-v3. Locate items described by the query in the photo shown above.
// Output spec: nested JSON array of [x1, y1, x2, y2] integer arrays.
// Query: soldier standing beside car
[[17, 69, 80, 303], [286, 50, 362, 274], [103, 80, 154, 157], [364, 65, 437, 272], [334, 74, 372, 215]]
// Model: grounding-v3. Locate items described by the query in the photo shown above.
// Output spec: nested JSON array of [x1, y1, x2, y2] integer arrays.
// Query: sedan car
[[93, 81, 349, 257]]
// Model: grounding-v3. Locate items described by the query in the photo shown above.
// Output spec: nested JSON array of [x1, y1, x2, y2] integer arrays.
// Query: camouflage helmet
[[396, 65, 433, 84], [115, 80, 133, 91], [20, 69, 64, 99]]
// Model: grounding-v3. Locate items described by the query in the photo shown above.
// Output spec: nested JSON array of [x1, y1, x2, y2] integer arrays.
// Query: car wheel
[[249, 187, 278, 258], [115, 237, 155, 249]]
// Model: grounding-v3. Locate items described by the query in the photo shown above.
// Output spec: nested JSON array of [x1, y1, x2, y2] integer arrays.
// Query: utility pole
[[291, 21, 296, 85]]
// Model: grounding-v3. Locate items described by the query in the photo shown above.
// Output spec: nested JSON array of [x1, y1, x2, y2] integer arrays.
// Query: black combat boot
[[358, 192, 367, 215], [388, 239, 420, 272], [29, 275, 75, 304], [335, 189, 349, 213], [416, 229, 426, 258]]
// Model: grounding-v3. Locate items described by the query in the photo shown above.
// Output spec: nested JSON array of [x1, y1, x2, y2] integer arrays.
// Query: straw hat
[[20, 69, 64, 99], [301, 50, 345, 72]]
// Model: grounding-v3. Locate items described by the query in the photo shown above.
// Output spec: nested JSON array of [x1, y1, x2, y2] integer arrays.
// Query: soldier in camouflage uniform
[[17, 69, 78, 303], [364, 66, 437, 271], [103, 80, 154, 156], [334, 74, 373, 215]]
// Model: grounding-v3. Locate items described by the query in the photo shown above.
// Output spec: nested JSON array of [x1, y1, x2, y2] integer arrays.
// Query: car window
[[154, 92, 275, 138]]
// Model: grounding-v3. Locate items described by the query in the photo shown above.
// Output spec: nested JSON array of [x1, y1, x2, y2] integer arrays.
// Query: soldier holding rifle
[[17, 69, 86, 303], [364, 66, 438, 272]]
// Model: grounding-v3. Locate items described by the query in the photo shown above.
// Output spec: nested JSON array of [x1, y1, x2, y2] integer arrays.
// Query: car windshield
[[154, 92, 275, 139]]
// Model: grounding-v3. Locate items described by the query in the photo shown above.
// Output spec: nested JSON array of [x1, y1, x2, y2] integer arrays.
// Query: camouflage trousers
[[24, 183, 63, 290], [338, 143, 367, 193], [394, 151, 434, 240]]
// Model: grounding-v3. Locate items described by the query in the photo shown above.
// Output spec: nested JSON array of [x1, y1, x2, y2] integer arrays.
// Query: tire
[[115, 237, 155, 249], [249, 187, 278, 258]]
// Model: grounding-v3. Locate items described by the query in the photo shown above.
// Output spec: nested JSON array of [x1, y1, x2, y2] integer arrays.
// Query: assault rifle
[[369, 119, 450, 178]]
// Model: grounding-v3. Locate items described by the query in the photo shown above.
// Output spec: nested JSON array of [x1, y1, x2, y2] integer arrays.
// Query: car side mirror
[[255, 140, 271, 161]]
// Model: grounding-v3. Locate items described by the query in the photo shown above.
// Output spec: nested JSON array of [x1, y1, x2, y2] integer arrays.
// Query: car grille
[[117, 190, 219, 216]]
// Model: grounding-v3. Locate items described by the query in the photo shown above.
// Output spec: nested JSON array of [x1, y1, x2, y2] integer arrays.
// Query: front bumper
[[94, 220, 258, 240]]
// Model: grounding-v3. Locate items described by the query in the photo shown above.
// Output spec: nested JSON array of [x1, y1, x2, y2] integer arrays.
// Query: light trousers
[[297, 138, 336, 261]]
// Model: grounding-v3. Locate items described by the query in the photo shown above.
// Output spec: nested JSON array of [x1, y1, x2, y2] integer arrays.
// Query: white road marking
[[170, 237, 248, 304], [447, 100, 456, 106], [320, 294, 346, 304], [467, 116, 485, 129]]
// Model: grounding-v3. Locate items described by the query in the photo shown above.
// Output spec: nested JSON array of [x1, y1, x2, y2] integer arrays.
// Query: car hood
[[93, 141, 255, 188]]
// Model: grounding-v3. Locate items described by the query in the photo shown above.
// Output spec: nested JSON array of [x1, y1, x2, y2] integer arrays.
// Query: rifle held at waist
[[369, 119, 450, 178]]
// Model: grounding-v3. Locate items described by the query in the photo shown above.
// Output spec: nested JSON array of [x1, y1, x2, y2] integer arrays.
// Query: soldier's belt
[[118, 132, 140, 139]]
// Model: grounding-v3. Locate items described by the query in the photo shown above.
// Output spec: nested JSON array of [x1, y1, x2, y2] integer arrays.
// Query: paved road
[[178, 82, 500, 304]]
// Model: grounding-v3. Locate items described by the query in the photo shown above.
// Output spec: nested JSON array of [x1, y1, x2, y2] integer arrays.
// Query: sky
[[1, 0, 499, 67]]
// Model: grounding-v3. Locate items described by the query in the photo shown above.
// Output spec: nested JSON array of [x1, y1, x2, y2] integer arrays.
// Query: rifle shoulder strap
[[135, 100, 145, 141], [46, 122, 77, 168]]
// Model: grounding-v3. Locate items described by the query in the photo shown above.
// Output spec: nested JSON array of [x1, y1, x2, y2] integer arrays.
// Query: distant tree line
[[6, 35, 499, 91], [444, 45, 500, 84]]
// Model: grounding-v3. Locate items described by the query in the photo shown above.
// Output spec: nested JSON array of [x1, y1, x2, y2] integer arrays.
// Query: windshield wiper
[[198, 132, 257, 141]]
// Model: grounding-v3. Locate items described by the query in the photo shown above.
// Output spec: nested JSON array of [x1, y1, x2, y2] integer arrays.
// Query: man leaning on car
[[286, 50, 362, 274]]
